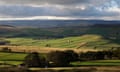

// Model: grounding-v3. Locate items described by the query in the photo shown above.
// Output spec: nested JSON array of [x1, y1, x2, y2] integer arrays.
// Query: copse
[[112, 48, 120, 59], [79, 51, 105, 61], [24, 52, 47, 67], [79, 50, 120, 61], [47, 50, 79, 67], [64, 50, 79, 62]]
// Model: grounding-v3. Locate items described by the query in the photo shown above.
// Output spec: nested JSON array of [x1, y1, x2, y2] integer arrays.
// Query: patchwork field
[[0, 52, 26, 65], [5, 34, 120, 50]]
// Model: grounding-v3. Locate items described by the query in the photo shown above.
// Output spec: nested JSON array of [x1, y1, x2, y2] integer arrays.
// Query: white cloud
[[0, 16, 79, 20]]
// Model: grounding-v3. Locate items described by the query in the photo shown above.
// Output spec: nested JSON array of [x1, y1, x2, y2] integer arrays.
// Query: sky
[[0, 0, 120, 20]]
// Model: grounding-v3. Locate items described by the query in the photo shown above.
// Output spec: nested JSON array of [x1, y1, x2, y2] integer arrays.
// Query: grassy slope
[[6, 34, 120, 49]]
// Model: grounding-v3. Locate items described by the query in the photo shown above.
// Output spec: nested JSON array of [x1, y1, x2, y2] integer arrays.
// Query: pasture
[[5, 34, 120, 50], [0, 52, 26, 65], [71, 60, 120, 66]]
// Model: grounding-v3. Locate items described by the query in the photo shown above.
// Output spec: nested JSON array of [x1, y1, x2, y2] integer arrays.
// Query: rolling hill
[[6, 34, 120, 49], [0, 20, 120, 49]]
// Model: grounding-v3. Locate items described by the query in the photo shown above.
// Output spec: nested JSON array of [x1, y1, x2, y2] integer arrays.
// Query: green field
[[0, 52, 46, 65], [6, 34, 120, 49], [71, 60, 120, 66], [0, 52, 27, 65]]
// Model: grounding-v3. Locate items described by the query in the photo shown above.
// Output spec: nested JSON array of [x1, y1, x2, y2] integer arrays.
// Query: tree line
[[23, 48, 120, 67]]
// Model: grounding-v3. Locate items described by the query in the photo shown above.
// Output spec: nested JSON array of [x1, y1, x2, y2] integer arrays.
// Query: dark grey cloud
[[0, 0, 90, 5], [0, 5, 71, 17], [0, 0, 120, 20], [0, 4, 119, 17]]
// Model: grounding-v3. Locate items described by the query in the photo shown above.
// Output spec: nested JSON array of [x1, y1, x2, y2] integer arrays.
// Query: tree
[[64, 50, 79, 62], [47, 51, 67, 66], [79, 51, 105, 61], [24, 52, 47, 67], [112, 48, 120, 59], [47, 50, 79, 67]]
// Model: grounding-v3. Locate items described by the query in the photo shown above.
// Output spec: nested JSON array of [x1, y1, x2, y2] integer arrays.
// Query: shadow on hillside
[[1, 24, 120, 48], [22, 24, 120, 48], [86, 24, 120, 47]]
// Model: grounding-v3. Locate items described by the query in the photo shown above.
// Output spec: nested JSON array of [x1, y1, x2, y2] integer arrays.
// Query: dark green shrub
[[45, 44, 51, 47]]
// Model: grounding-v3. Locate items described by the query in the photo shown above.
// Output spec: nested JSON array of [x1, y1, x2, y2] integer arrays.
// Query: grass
[[0, 52, 27, 65], [0, 52, 26, 61], [6, 34, 120, 50], [71, 60, 120, 66], [0, 61, 22, 65], [0, 52, 46, 65]]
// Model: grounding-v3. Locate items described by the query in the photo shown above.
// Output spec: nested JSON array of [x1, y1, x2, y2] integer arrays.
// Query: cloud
[[0, 5, 71, 17], [0, 0, 89, 5], [0, 16, 81, 20], [0, 0, 120, 20]]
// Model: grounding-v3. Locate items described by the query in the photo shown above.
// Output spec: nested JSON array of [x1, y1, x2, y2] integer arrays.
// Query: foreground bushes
[[24, 50, 78, 67], [79, 48, 120, 61], [23, 48, 120, 67]]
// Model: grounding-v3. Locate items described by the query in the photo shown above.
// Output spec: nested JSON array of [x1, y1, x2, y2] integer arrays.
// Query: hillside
[[6, 34, 120, 49], [0, 20, 120, 49], [0, 24, 120, 38], [0, 23, 120, 49]]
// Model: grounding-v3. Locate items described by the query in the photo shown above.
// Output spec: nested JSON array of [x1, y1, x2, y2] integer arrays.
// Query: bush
[[45, 44, 51, 47]]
